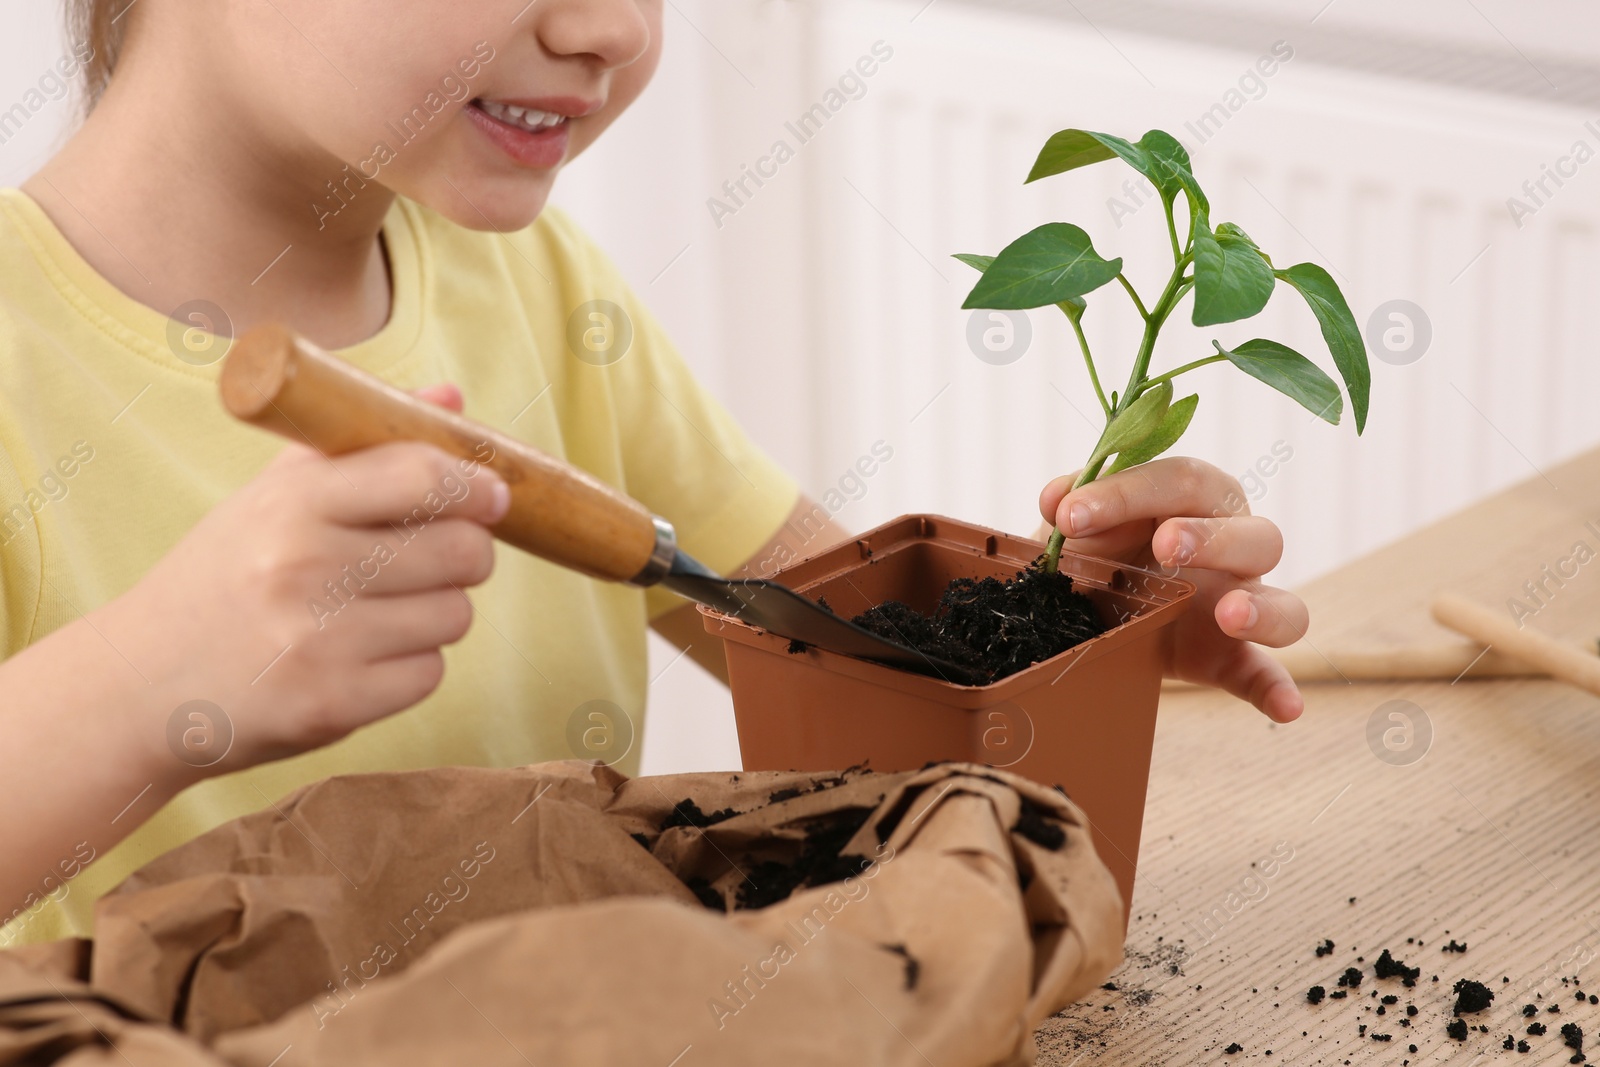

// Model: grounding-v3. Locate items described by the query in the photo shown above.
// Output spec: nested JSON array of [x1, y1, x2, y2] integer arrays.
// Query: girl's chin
[[424, 172, 555, 232]]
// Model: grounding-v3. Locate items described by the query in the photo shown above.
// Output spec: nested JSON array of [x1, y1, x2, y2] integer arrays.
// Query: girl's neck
[[23, 52, 397, 351]]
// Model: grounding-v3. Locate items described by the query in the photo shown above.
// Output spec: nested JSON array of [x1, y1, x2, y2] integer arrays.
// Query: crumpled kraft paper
[[0, 761, 1123, 1066]]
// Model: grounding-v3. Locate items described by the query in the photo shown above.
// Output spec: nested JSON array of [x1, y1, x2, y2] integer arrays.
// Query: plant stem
[[1067, 312, 1111, 416], [1044, 528, 1067, 573], [1115, 273, 1149, 320], [1043, 454, 1110, 573], [1142, 353, 1227, 390], [1120, 253, 1192, 406], [1045, 197, 1196, 577], [1043, 250, 1193, 577]]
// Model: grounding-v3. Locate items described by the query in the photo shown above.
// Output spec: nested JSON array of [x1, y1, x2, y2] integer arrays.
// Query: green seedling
[[957, 128, 1371, 574]]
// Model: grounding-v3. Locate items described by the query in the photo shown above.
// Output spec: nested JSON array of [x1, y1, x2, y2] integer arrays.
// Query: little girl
[[0, 0, 1308, 944]]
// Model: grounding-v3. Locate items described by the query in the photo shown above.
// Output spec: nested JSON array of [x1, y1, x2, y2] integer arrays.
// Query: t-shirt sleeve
[[540, 211, 800, 621]]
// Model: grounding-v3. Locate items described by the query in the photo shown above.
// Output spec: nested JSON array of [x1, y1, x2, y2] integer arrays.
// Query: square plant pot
[[699, 514, 1195, 928]]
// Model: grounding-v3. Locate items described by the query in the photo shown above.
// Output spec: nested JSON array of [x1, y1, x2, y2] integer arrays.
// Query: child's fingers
[[313, 443, 510, 529], [1048, 457, 1248, 538], [352, 651, 449, 725], [1038, 472, 1082, 523], [1057, 520, 1157, 563], [335, 588, 477, 660], [340, 519, 497, 596], [1207, 641, 1304, 723], [414, 383, 464, 413], [1153, 515, 1284, 578], [1214, 585, 1308, 648]]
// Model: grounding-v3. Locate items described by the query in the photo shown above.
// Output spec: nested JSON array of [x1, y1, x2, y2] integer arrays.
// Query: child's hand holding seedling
[[959, 129, 1372, 723], [1039, 457, 1307, 721]]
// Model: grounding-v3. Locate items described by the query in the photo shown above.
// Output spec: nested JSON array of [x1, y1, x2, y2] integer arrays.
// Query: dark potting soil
[[1563, 1022, 1587, 1060], [684, 875, 727, 912], [660, 798, 740, 831], [1452, 978, 1494, 1015], [734, 806, 876, 911], [1375, 948, 1421, 986], [880, 942, 922, 991], [1447, 1019, 1469, 1041], [1014, 797, 1067, 851], [766, 770, 858, 805], [848, 566, 1106, 684]]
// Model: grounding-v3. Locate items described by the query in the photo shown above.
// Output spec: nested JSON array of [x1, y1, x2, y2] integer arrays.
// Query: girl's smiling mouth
[[465, 96, 601, 169]]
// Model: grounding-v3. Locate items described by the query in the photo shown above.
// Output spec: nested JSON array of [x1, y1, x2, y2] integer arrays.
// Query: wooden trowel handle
[[219, 324, 667, 585]]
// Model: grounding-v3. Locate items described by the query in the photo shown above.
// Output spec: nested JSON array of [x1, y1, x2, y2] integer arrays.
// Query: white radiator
[[563, 0, 1600, 593], [548, 0, 1600, 771]]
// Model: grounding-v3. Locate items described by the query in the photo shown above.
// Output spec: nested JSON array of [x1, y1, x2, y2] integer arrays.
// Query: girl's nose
[[537, 0, 653, 71]]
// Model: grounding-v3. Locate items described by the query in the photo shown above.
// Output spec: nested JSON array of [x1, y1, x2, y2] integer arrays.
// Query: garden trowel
[[218, 325, 984, 686]]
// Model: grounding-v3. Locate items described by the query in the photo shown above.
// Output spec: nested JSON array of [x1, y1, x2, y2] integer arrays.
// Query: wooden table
[[1036, 448, 1600, 1065]]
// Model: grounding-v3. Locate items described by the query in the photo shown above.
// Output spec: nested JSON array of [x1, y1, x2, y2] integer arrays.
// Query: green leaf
[[1026, 129, 1138, 184], [1216, 223, 1267, 256], [961, 223, 1122, 310], [1105, 393, 1199, 475], [1025, 128, 1212, 261], [953, 253, 995, 273], [1216, 339, 1342, 424], [1091, 380, 1173, 469], [1027, 128, 1210, 215], [1137, 130, 1209, 219], [1275, 264, 1370, 434], [1056, 297, 1087, 322], [1218, 224, 1272, 266], [1192, 221, 1275, 327]]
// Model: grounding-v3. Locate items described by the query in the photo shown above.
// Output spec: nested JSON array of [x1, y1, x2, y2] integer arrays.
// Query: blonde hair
[[64, 0, 130, 111]]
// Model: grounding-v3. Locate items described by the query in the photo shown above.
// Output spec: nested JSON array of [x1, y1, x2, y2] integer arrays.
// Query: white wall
[[0, 4, 86, 181], [7, 0, 1599, 774]]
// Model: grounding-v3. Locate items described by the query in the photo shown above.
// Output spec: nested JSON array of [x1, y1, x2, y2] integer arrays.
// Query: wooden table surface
[[1036, 447, 1600, 1065]]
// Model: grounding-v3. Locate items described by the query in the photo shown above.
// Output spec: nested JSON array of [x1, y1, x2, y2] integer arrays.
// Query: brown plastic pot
[[699, 514, 1196, 927]]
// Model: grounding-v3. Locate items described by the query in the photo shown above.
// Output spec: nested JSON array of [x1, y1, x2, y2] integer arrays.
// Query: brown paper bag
[[2, 761, 1123, 1066]]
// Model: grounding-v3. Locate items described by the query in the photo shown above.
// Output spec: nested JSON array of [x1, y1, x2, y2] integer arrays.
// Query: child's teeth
[[479, 100, 565, 132]]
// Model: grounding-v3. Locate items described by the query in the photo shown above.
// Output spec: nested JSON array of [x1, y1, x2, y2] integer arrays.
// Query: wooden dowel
[[1266, 641, 1547, 682], [1430, 593, 1600, 699], [1161, 635, 1598, 689]]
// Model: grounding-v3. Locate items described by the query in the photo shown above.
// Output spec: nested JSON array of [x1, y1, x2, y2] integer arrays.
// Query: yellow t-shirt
[[0, 189, 797, 944]]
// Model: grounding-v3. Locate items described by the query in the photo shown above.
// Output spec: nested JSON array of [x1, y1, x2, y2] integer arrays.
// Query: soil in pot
[[841, 565, 1108, 684]]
